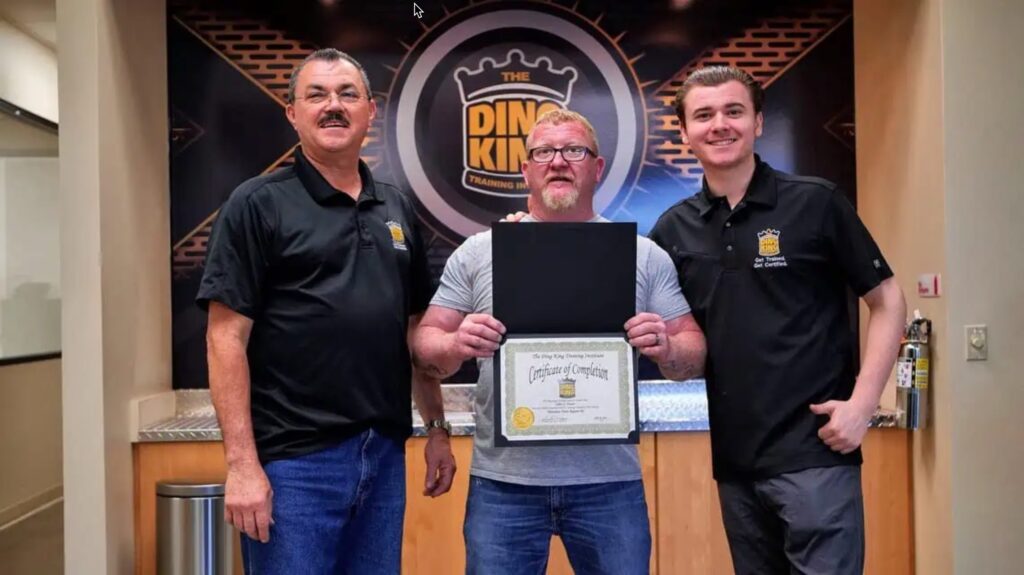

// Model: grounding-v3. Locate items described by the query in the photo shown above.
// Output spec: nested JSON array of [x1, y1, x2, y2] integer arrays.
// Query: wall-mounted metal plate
[[966, 325, 988, 361]]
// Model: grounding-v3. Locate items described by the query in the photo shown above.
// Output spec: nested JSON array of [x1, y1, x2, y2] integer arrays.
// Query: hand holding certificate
[[492, 222, 639, 446]]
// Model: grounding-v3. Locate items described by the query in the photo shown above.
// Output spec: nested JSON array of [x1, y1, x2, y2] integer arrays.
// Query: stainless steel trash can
[[156, 480, 234, 575]]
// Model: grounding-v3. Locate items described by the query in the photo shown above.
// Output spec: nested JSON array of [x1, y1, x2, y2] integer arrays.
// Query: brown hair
[[674, 66, 763, 126]]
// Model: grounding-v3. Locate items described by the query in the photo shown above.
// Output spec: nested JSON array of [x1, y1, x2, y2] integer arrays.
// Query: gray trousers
[[717, 465, 864, 575]]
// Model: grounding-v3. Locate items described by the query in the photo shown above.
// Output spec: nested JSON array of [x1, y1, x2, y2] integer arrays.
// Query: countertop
[[135, 381, 900, 442]]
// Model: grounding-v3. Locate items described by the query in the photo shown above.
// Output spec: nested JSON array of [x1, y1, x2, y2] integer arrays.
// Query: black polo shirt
[[650, 157, 893, 481], [197, 147, 433, 463]]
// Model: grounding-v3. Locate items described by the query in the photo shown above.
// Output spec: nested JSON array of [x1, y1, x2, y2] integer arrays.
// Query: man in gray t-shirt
[[414, 110, 706, 575]]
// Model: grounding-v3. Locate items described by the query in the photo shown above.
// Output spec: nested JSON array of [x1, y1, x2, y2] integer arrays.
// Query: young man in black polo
[[649, 66, 907, 574], [197, 49, 454, 573]]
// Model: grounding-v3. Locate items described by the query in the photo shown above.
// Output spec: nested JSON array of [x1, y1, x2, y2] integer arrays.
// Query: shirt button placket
[[723, 219, 737, 268], [356, 211, 373, 249]]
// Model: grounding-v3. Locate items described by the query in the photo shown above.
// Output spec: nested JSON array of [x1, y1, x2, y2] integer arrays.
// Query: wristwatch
[[426, 418, 452, 435]]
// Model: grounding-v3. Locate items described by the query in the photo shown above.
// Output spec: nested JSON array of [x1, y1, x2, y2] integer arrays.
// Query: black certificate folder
[[492, 222, 636, 333], [492, 222, 639, 448]]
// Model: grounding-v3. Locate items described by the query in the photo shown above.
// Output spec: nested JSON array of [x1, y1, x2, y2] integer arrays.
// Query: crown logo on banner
[[454, 49, 579, 197], [455, 49, 578, 103]]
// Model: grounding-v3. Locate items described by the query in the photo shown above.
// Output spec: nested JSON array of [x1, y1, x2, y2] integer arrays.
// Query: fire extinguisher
[[896, 310, 932, 429]]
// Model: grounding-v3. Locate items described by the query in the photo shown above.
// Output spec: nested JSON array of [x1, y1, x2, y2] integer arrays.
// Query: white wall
[[0, 19, 58, 123], [0, 359, 62, 523], [0, 7, 63, 550], [0, 157, 60, 357], [58, 0, 170, 572], [0, 160, 6, 314], [942, 0, 1024, 572]]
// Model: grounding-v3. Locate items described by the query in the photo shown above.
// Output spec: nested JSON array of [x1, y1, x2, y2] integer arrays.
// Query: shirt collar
[[294, 146, 379, 205], [695, 154, 777, 218]]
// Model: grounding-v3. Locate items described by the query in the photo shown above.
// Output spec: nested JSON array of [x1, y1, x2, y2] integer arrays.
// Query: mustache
[[317, 112, 350, 127], [546, 173, 574, 183]]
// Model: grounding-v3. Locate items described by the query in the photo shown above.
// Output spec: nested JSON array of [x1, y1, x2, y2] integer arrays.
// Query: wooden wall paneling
[[402, 436, 475, 574], [656, 431, 913, 575], [655, 432, 733, 575], [862, 430, 914, 575], [133, 441, 241, 575], [641, 432, 659, 575], [135, 431, 910, 575]]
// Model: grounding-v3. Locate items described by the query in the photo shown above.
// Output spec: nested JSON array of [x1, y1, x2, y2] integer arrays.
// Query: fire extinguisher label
[[915, 358, 930, 389], [897, 359, 914, 389]]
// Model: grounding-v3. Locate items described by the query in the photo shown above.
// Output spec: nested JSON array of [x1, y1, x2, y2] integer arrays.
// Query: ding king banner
[[169, 0, 856, 388]]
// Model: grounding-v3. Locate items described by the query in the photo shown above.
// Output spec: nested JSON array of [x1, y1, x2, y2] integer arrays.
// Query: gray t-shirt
[[431, 216, 691, 485]]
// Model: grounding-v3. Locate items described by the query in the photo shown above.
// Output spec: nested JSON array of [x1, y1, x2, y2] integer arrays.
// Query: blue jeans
[[240, 429, 406, 574], [463, 476, 651, 575]]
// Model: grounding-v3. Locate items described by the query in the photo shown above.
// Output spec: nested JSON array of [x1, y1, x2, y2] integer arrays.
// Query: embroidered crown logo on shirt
[[386, 220, 408, 251], [754, 229, 788, 269], [757, 228, 781, 257]]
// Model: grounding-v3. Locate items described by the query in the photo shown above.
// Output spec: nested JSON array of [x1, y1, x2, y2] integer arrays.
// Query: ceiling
[[0, 0, 56, 50]]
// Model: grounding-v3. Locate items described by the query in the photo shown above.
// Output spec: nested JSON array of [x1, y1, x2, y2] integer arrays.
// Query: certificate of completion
[[494, 334, 639, 446]]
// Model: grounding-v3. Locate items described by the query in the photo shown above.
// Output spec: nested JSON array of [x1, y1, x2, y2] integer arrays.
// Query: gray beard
[[541, 186, 580, 211]]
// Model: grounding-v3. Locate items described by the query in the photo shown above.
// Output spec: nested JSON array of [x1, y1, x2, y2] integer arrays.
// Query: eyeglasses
[[527, 145, 595, 163], [299, 90, 366, 105]]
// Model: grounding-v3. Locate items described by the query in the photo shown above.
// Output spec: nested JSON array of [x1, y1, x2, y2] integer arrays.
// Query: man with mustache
[[197, 49, 453, 573], [649, 66, 906, 574], [413, 109, 707, 574]]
